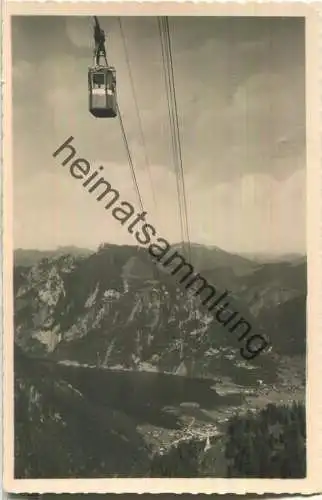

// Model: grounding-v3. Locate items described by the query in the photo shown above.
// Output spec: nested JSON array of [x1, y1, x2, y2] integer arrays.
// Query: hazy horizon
[[13, 242, 306, 259]]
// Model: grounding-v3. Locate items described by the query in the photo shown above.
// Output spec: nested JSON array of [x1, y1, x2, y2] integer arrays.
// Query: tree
[[224, 402, 306, 478]]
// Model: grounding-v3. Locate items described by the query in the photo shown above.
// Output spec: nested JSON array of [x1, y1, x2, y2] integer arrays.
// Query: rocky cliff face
[[13, 244, 306, 479], [14, 244, 306, 379]]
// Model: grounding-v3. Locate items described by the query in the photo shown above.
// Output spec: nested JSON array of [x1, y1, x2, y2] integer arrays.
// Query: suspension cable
[[158, 17, 185, 251], [158, 17, 191, 261], [117, 17, 159, 221], [117, 103, 145, 212], [164, 17, 191, 260], [90, 18, 145, 215]]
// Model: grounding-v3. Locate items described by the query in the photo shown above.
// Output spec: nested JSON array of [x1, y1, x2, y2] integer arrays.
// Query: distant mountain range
[[14, 246, 94, 267], [14, 244, 305, 268], [238, 251, 306, 264], [13, 242, 307, 478], [14, 242, 306, 370]]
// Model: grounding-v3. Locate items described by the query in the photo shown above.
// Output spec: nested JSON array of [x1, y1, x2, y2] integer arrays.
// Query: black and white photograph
[[3, 1, 322, 494]]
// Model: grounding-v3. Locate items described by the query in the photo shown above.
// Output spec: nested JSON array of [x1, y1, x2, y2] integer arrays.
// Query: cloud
[[14, 149, 305, 254], [12, 16, 306, 253], [186, 168, 306, 253]]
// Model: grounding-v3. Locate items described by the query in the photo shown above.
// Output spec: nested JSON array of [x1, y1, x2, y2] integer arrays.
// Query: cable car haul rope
[[117, 102, 145, 212], [158, 17, 191, 261], [117, 17, 159, 219], [87, 16, 190, 256], [88, 16, 145, 211]]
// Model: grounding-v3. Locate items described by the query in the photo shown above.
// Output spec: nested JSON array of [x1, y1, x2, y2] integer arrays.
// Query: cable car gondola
[[88, 17, 117, 118]]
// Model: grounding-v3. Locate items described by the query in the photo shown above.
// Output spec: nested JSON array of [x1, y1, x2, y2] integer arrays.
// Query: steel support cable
[[159, 17, 181, 191], [162, 17, 184, 216], [117, 17, 159, 221], [117, 103, 145, 212], [158, 17, 191, 261], [90, 18, 144, 213], [157, 17, 186, 254], [161, 17, 190, 259], [164, 17, 191, 261]]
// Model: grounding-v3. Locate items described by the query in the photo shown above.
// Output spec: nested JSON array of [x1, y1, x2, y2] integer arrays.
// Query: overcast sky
[[12, 15, 306, 254]]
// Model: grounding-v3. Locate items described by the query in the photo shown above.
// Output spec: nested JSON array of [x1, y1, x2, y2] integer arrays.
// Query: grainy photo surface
[[2, 1, 322, 495]]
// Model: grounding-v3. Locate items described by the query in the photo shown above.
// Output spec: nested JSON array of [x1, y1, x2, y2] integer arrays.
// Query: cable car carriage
[[88, 65, 117, 118], [88, 17, 117, 118]]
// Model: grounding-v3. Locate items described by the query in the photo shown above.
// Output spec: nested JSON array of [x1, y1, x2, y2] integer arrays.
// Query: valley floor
[[137, 355, 305, 455], [15, 348, 305, 478]]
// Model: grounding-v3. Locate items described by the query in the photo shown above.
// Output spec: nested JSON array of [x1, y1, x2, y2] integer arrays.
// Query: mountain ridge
[[14, 243, 306, 375], [13, 242, 307, 478]]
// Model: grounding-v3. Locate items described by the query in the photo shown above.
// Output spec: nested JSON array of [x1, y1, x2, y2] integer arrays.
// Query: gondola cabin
[[88, 66, 117, 118]]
